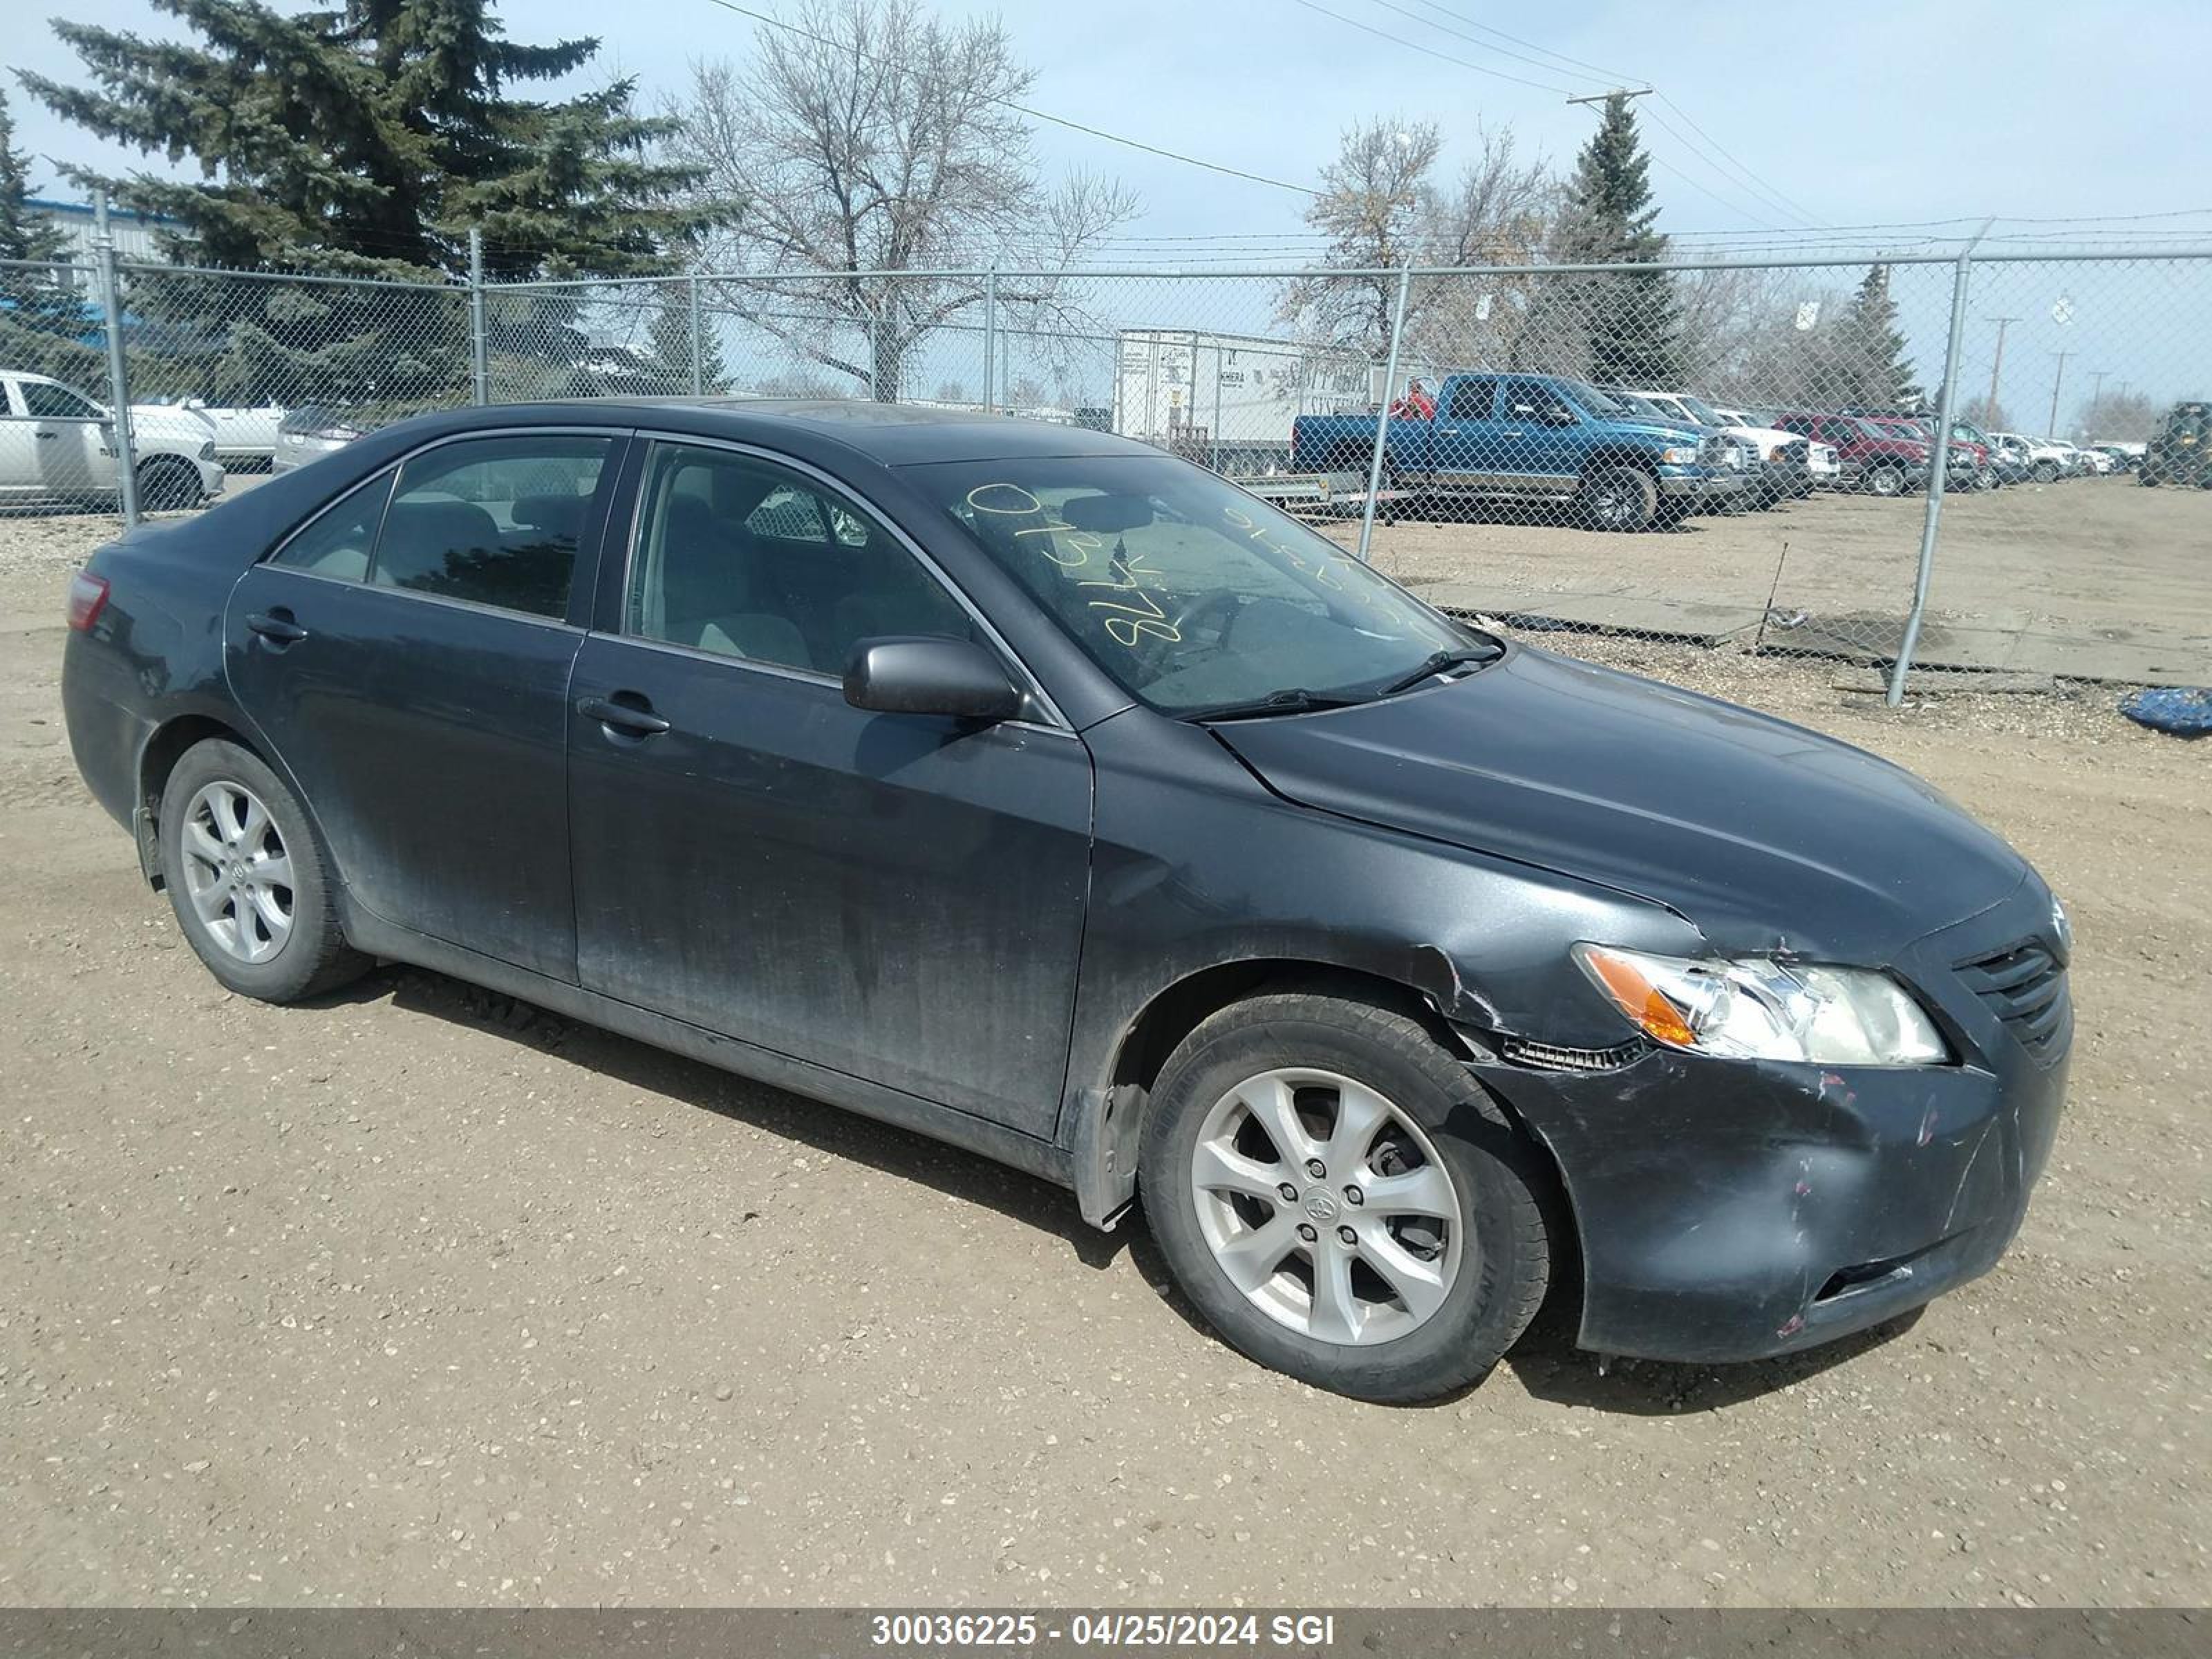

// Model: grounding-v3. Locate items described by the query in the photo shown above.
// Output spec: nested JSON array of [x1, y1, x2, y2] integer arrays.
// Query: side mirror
[[843, 636, 1022, 723]]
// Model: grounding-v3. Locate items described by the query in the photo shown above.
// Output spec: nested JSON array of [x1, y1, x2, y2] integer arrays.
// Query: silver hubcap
[[179, 780, 294, 964], [1189, 1068, 1465, 1347]]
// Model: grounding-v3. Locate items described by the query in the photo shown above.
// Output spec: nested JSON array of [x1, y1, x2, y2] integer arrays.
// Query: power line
[[1656, 94, 1826, 227], [1284, 0, 1582, 94], [1353, 0, 1613, 90], [695, 0, 1317, 196], [1394, 0, 1639, 84]]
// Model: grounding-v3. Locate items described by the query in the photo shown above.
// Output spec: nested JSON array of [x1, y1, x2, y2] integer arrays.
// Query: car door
[[564, 437, 1094, 1137], [14, 378, 120, 498], [225, 429, 622, 980], [1494, 377, 1584, 485], [1405, 375, 1500, 486]]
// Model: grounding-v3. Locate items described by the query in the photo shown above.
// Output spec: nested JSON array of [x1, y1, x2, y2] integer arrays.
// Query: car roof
[[384, 397, 1143, 468]]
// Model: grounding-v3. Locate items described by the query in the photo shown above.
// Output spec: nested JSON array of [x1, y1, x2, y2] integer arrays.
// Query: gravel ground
[[0, 509, 2206, 1609]]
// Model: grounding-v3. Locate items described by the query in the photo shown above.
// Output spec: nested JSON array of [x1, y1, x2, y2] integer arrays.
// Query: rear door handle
[[35, 430, 57, 442], [577, 694, 671, 737], [245, 611, 308, 644]]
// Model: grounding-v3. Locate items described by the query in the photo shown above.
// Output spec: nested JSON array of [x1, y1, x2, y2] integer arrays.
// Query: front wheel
[[1865, 464, 1906, 498], [159, 738, 368, 1002], [1577, 465, 1658, 532], [1138, 991, 1552, 1403], [135, 456, 204, 511]]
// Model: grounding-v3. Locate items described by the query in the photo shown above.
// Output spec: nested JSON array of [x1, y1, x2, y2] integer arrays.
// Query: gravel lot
[[1333, 474, 2212, 684], [0, 507, 2206, 1609]]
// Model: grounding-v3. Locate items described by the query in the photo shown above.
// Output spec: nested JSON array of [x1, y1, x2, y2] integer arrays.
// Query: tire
[[1137, 991, 1552, 1403], [136, 456, 203, 512], [1576, 465, 1658, 532], [1866, 464, 1906, 497], [2034, 461, 2060, 485], [158, 738, 368, 1003], [2138, 469, 2160, 487], [1971, 469, 1996, 491]]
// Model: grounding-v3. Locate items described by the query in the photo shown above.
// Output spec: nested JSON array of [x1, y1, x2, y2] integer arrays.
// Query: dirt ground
[[0, 509, 2206, 1609], [1328, 474, 2212, 684]]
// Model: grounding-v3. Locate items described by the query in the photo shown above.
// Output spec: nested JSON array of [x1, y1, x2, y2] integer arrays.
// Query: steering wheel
[[1168, 590, 1250, 653]]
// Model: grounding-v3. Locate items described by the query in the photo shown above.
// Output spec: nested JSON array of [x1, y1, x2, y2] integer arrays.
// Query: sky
[[6, 0, 2209, 417]]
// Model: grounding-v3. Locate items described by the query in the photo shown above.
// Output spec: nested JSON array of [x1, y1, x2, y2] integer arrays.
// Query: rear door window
[[1445, 378, 1498, 420], [370, 435, 612, 620]]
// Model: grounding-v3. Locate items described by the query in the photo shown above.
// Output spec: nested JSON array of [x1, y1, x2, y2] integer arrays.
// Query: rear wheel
[[1577, 465, 1658, 532], [2034, 461, 2061, 484], [1138, 991, 1552, 1403], [1865, 464, 1906, 497], [158, 738, 368, 1002]]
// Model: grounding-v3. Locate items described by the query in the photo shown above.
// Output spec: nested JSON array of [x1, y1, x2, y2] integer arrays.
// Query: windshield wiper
[[1374, 644, 1504, 697], [1178, 688, 1362, 723]]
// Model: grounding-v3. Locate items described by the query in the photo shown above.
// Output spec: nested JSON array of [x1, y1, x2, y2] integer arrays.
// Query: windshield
[[1676, 395, 1725, 426], [1557, 379, 1634, 419], [908, 453, 1477, 715]]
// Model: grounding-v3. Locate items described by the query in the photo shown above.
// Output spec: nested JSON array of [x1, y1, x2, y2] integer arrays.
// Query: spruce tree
[[19, 1, 705, 410], [1831, 263, 1921, 409], [0, 86, 101, 380], [1546, 93, 1681, 386]]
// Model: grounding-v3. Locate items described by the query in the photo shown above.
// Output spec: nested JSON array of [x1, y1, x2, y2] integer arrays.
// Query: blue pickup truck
[[1290, 371, 1747, 531]]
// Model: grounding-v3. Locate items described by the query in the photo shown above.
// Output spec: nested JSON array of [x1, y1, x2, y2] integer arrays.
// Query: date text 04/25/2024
[[870, 1613, 1339, 1649]]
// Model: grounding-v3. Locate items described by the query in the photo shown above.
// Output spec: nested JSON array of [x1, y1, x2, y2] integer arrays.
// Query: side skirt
[[340, 906, 1078, 1196]]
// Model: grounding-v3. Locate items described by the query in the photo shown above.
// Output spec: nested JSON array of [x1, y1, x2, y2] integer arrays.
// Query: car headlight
[[1573, 944, 1949, 1066], [1658, 445, 1699, 465], [198, 441, 216, 461]]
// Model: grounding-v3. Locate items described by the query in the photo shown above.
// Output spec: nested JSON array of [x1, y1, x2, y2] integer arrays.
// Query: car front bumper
[[1477, 881, 2070, 1364], [1655, 468, 1748, 503]]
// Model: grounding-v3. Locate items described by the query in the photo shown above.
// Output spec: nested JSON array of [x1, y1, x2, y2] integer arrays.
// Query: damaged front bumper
[[1473, 885, 2071, 1364]]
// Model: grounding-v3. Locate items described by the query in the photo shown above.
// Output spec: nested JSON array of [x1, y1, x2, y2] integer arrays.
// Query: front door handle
[[246, 611, 308, 644], [35, 430, 57, 442], [577, 694, 672, 737]]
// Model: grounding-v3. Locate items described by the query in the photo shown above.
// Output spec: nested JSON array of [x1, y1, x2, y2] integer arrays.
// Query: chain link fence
[[3, 246, 2206, 692]]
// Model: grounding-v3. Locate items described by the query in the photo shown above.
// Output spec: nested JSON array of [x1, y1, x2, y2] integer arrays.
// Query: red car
[[1772, 413, 1932, 497], [1864, 415, 1989, 489]]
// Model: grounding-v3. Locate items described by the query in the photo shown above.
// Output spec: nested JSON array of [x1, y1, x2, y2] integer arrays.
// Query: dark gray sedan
[[62, 400, 2070, 1402]]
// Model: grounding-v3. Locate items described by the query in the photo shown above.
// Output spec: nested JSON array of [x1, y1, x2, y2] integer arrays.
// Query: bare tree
[[668, 0, 1135, 400], [1277, 118, 1555, 369], [2076, 388, 2155, 442]]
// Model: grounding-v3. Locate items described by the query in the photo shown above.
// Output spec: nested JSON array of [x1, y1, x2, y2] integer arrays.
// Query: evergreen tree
[[1538, 93, 1681, 386], [1827, 263, 1922, 409], [0, 86, 101, 380], [19, 1, 705, 409]]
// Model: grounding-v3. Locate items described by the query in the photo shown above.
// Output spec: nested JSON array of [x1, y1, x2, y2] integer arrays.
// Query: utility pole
[[2048, 350, 2072, 437], [1565, 86, 1653, 110], [1982, 315, 2018, 426], [2086, 369, 2111, 409]]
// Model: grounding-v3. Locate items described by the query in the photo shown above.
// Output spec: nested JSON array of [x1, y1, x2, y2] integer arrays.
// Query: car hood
[[1212, 646, 2030, 962], [129, 406, 215, 444], [1604, 420, 1707, 445]]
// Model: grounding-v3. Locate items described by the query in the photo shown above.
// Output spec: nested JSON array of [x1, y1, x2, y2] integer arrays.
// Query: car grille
[[1956, 941, 2071, 1065]]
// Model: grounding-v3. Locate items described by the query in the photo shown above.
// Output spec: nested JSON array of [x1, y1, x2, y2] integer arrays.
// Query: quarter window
[[271, 469, 396, 580], [371, 435, 611, 619], [1445, 378, 1498, 420], [627, 443, 974, 675]]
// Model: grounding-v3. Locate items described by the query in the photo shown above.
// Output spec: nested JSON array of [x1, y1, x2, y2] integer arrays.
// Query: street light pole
[[2047, 350, 2072, 437]]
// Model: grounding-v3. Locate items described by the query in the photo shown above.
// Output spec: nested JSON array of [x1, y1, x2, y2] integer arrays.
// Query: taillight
[[67, 571, 111, 633]]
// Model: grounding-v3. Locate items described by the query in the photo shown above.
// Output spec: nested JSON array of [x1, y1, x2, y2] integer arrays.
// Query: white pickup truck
[[142, 396, 287, 470], [0, 370, 227, 510], [1628, 391, 1843, 500]]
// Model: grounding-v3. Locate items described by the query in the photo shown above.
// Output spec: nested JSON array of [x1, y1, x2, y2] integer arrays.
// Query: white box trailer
[[1112, 329, 1380, 474]]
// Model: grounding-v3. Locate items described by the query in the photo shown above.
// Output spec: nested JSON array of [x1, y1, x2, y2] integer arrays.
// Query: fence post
[[688, 274, 704, 395], [93, 190, 140, 527], [982, 264, 998, 414], [1355, 265, 1414, 564], [467, 227, 489, 406], [1886, 227, 1988, 705]]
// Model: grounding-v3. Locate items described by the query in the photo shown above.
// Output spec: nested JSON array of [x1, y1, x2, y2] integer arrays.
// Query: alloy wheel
[[1188, 1068, 1465, 1346], [178, 780, 294, 963]]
